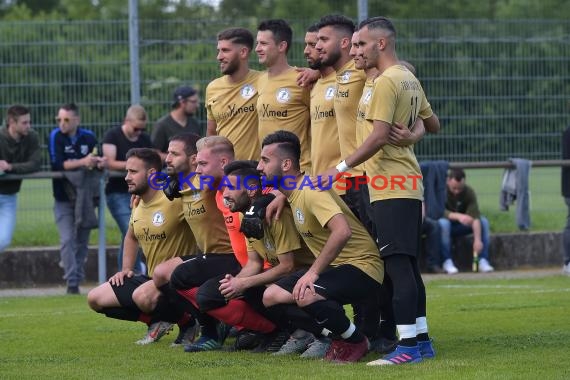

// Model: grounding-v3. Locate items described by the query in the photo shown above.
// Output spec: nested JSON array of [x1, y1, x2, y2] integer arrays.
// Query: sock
[[416, 316, 429, 341], [397, 324, 417, 347], [207, 299, 275, 334], [302, 300, 351, 337], [101, 307, 142, 322], [265, 304, 322, 336]]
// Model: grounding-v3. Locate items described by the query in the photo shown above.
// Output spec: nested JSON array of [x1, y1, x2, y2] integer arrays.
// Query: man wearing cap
[[152, 86, 202, 161]]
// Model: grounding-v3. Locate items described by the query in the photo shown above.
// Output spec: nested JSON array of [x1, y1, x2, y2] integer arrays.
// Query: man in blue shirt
[[49, 103, 106, 294]]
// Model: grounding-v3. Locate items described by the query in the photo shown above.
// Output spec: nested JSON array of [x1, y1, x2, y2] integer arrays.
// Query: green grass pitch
[[1, 273, 568, 379]]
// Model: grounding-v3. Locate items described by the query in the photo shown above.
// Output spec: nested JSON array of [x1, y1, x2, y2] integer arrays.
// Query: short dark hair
[[126, 147, 162, 172], [258, 19, 293, 53], [317, 14, 355, 37], [306, 23, 319, 33], [358, 16, 396, 37], [217, 27, 254, 51], [6, 105, 30, 127], [169, 133, 201, 156], [448, 168, 466, 181], [261, 130, 301, 171], [224, 160, 261, 189], [59, 103, 79, 116]]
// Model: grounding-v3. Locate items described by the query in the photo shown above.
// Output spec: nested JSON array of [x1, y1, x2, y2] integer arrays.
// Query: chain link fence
[[1, 17, 569, 245]]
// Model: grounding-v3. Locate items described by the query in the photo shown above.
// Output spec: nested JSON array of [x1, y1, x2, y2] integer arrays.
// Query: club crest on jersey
[[276, 88, 291, 103], [80, 145, 89, 155], [340, 71, 351, 83], [295, 208, 305, 224], [363, 88, 372, 104], [325, 86, 336, 100], [241, 84, 255, 99], [152, 211, 166, 226]]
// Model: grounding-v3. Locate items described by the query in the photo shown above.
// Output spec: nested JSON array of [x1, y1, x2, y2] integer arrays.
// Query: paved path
[[0, 267, 565, 298]]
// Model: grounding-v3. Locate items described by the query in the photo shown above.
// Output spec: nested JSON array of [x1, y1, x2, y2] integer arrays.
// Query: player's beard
[[321, 48, 342, 68], [129, 181, 149, 196], [221, 59, 239, 75]]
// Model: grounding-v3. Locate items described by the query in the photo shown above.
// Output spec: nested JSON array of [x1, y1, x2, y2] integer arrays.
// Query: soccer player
[[258, 130, 385, 363], [205, 28, 262, 161], [87, 148, 199, 345], [168, 136, 244, 352], [321, 17, 440, 365], [194, 160, 317, 353], [304, 24, 342, 181], [256, 19, 312, 171]]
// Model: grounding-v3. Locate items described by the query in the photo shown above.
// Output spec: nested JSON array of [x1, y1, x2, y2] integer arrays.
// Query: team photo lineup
[[76, 14, 442, 365]]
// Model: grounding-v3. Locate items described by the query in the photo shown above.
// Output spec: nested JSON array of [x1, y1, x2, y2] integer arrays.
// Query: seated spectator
[[438, 168, 494, 274]]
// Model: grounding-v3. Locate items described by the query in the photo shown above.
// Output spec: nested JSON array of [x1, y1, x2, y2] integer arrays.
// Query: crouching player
[[258, 131, 385, 363], [87, 148, 199, 345], [193, 160, 319, 353]]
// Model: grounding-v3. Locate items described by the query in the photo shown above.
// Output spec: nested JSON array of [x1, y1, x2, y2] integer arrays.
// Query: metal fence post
[[129, 0, 141, 105], [98, 169, 107, 283], [358, 0, 368, 23]]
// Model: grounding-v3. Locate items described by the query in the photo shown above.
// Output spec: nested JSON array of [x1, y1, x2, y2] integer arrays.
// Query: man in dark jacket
[[0, 105, 41, 252], [48, 103, 106, 294]]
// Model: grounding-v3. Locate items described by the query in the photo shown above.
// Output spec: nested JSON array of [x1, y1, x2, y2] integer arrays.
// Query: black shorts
[[170, 253, 242, 290], [274, 265, 381, 305], [372, 198, 422, 258], [197, 274, 267, 313], [110, 274, 151, 308]]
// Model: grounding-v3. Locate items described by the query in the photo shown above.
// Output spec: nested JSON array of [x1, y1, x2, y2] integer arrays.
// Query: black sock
[[345, 330, 366, 343], [302, 300, 351, 336], [417, 333, 429, 342], [400, 337, 417, 347], [101, 307, 141, 322]]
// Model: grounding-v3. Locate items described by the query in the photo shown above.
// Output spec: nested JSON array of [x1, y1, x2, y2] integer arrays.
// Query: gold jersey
[[335, 60, 366, 175], [206, 70, 262, 161], [288, 187, 383, 284], [257, 68, 311, 171], [310, 71, 342, 179], [130, 191, 197, 276], [355, 77, 375, 172], [365, 65, 433, 202], [247, 206, 314, 268], [180, 176, 233, 254]]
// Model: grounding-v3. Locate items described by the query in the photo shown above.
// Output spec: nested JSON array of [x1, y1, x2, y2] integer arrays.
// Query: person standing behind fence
[[560, 125, 570, 275], [49, 103, 106, 295], [152, 86, 202, 161], [0, 105, 41, 252], [102, 105, 152, 273]]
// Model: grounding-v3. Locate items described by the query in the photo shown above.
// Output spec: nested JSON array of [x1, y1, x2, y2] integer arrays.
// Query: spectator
[[438, 168, 494, 274], [0, 105, 41, 252], [152, 86, 202, 161], [102, 105, 152, 273], [561, 126, 570, 275], [48, 103, 106, 294]]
